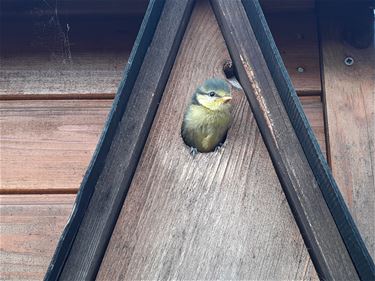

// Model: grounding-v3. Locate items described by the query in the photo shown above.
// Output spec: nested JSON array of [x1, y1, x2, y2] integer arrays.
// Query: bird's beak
[[221, 96, 232, 104]]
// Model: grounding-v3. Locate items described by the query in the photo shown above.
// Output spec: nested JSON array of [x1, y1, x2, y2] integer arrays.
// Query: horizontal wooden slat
[[0, 9, 319, 99], [0, 98, 324, 194], [0, 194, 75, 281], [0, 15, 140, 99], [0, 100, 112, 193], [266, 13, 321, 95], [0, 52, 129, 99]]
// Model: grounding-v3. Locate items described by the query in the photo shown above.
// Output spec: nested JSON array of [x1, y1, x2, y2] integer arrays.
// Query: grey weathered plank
[[320, 7, 375, 264], [97, 1, 318, 279], [211, 0, 359, 279], [0, 195, 75, 280], [0, 52, 129, 99], [49, 0, 195, 280]]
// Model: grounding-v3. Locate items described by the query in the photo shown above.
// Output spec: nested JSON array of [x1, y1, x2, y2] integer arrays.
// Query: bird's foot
[[190, 147, 198, 158], [214, 143, 224, 153]]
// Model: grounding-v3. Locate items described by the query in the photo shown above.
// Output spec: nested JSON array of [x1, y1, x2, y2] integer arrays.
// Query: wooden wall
[[1, 0, 373, 279]]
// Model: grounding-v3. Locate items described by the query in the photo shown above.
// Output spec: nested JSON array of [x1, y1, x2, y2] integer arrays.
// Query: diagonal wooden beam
[[210, 0, 367, 279], [44, 0, 195, 280]]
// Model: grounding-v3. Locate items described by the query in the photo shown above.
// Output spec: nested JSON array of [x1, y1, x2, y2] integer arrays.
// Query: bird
[[181, 78, 232, 157]]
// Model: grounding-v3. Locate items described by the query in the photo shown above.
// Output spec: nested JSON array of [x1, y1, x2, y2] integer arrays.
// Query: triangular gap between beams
[[96, 0, 318, 280]]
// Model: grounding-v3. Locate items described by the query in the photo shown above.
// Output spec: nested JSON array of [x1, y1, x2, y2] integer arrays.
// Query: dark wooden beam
[[210, 0, 363, 280], [44, 0, 194, 280]]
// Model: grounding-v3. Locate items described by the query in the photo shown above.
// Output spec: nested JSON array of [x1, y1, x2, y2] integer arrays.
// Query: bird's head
[[193, 78, 232, 111]]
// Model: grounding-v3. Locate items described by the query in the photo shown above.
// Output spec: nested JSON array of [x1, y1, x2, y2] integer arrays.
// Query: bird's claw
[[214, 143, 224, 153], [190, 147, 198, 158]]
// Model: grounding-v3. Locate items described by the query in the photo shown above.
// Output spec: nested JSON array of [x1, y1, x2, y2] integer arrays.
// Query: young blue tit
[[181, 78, 232, 156]]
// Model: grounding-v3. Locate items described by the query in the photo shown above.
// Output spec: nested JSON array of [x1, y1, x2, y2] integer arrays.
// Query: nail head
[[297, 67, 305, 73], [344, 56, 354, 66]]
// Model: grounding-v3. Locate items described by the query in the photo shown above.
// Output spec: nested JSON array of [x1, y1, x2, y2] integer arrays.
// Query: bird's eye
[[209, 92, 215, 97]]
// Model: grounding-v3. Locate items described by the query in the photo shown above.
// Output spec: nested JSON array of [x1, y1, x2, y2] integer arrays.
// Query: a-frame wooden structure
[[45, 0, 375, 280]]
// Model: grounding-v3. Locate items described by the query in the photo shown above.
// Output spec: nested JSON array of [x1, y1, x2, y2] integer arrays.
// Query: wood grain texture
[[266, 13, 321, 95], [0, 52, 129, 99], [320, 13, 375, 260], [0, 100, 111, 193], [300, 96, 326, 155], [0, 195, 75, 281], [97, 1, 318, 279], [1, 11, 319, 99], [57, 1, 195, 280], [212, 0, 358, 279], [0, 97, 324, 195], [1, 15, 141, 99]]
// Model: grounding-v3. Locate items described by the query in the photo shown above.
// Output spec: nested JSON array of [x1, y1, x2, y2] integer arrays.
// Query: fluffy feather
[[181, 78, 232, 153]]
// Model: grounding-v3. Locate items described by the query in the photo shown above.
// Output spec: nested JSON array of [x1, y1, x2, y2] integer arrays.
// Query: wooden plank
[[46, 1, 195, 280], [0, 15, 141, 99], [97, 1, 318, 279], [300, 96, 326, 155], [320, 9, 375, 262], [0, 52, 129, 99], [211, 0, 359, 279], [1, 12, 319, 99], [0, 100, 111, 193], [0, 97, 324, 195], [0, 195, 75, 280], [266, 13, 321, 95]]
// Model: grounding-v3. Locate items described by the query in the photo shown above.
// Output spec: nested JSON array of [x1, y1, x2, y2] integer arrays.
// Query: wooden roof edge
[[219, 0, 374, 279], [44, 0, 176, 279], [44, 0, 375, 280]]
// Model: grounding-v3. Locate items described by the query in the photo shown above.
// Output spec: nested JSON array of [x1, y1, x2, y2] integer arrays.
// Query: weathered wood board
[[0, 52, 129, 99], [0, 12, 320, 98], [320, 13, 375, 260], [0, 98, 323, 195], [97, 1, 318, 279], [266, 12, 321, 95], [0, 100, 111, 193], [300, 96, 326, 155], [0, 195, 75, 280]]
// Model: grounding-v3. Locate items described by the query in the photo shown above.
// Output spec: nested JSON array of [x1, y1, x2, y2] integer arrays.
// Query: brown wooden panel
[[320, 13, 375, 259], [1, 12, 319, 99], [266, 13, 321, 95], [0, 100, 111, 193], [97, 1, 318, 279], [0, 97, 323, 195], [300, 96, 326, 155], [0, 195, 75, 280], [0, 52, 129, 99]]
